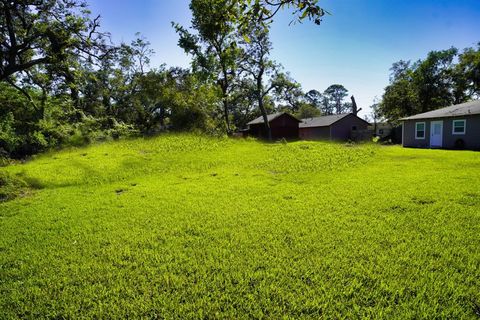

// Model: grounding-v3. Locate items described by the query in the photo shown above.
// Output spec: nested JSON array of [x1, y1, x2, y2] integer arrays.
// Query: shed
[[247, 112, 301, 140], [369, 122, 394, 139], [400, 100, 480, 150], [299, 113, 370, 141]]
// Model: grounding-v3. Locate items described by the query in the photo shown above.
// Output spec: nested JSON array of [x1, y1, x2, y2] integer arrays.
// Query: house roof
[[400, 100, 480, 121], [247, 112, 301, 125], [300, 113, 356, 128]]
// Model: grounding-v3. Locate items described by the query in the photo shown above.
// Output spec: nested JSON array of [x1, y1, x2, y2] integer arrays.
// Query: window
[[379, 129, 384, 135], [452, 119, 466, 135], [352, 126, 357, 131], [415, 122, 425, 139]]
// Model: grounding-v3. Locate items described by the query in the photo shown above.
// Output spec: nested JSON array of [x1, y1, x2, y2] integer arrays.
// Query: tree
[[378, 47, 478, 121], [272, 72, 304, 113], [173, 0, 241, 134], [238, 0, 328, 28], [230, 78, 259, 128], [379, 61, 418, 120], [454, 44, 480, 101], [324, 84, 349, 114], [174, 0, 329, 134], [368, 98, 382, 134], [413, 48, 458, 113], [238, 21, 282, 140], [350, 95, 361, 115], [304, 89, 324, 109], [296, 102, 321, 119], [0, 0, 110, 104]]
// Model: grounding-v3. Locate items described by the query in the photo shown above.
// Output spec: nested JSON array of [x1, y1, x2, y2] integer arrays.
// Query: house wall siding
[[299, 126, 330, 140], [299, 114, 369, 140], [270, 114, 299, 139], [248, 114, 299, 140], [403, 115, 480, 150], [330, 114, 370, 140]]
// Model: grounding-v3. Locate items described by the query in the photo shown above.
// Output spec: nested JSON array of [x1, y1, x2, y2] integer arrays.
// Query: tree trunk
[[63, 69, 80, 109], [222, 98, 231, 134], [257, 71, 271, 141], [351, 95, 362, 115], [220, 67, 231, 135], [258, 97, 271, 141]]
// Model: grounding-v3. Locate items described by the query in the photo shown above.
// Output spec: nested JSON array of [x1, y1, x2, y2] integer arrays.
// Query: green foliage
[[0, 82, 139, 158], [271, 72, 304, 112], [380, 45, 480, 121], [0, 135, 479, 318], [324, 84, 350, 114], [0, 0, 108, 82], [174, 0, 243, 132], [295, 102, 321, 118], [0, 113, 20, 153]]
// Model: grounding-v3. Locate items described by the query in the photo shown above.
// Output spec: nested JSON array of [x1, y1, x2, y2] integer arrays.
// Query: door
[[430, 121, 443, 148]]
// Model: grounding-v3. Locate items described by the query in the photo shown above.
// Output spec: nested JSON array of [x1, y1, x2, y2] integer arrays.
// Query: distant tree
[[296, 103, 321, 119], [324, 84, 349, 114], [163, 69, 221, 132], [272, 72, 304, 113], [230, 78, 259, 129], [304, 89, 323, 109], [368, 99, 383, 133]]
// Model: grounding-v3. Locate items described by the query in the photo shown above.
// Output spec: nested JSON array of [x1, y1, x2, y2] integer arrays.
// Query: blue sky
[[88, 0, 480, 117]]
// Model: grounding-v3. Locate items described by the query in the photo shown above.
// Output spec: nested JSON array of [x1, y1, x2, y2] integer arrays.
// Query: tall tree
[[379, 61, 418, 120], [304, 89, 324, 110], [174, 0, 241, 133], [174, 0, 329, 134], [238, 22, 282, 140], [412, 48, 458, 113], [324, 84, 349, 114]]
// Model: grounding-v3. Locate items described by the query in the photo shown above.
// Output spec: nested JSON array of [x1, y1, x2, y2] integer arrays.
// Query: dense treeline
[[2, 1, 478, 158], [378, 45, 480, 122], [1, 0, 358, 158]]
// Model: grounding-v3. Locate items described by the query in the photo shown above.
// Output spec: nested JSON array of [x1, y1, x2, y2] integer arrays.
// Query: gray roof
[[400, 100, 480, 121], [299, 114, 350, 128], [247, 112, 300, 125]]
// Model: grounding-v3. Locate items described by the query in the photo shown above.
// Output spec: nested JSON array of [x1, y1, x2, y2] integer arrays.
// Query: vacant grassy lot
[[1, 134, 479, 318]]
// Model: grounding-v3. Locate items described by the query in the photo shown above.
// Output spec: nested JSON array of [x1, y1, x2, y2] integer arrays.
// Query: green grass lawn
[[1, 134, 479, 319]]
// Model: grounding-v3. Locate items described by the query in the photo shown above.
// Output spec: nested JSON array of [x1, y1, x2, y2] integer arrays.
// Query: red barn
[[247, 112, 301, 140]]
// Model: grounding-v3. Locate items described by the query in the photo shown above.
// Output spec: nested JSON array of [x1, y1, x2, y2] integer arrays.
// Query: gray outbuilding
[[299, 113, 370, 141], [400, 100, 480, 150]]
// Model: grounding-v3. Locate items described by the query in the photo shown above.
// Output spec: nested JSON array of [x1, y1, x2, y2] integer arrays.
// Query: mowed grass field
[[1, 134, 479, 319]]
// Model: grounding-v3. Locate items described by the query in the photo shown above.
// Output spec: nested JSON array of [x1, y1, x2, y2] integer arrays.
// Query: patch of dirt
[[411, 197, 436, 205], [388, 205, 407, 213], [115, 188, 127, 195]]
